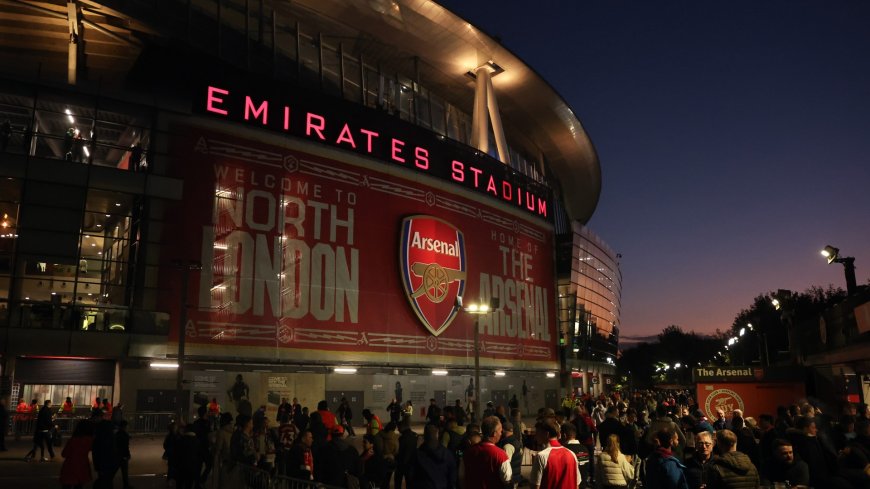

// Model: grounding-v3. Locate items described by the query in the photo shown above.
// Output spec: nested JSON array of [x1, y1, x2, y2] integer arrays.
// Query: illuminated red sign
[[201, 85, 550, 219], [160, 126, 557, 368], [399, 216, 466, 337]]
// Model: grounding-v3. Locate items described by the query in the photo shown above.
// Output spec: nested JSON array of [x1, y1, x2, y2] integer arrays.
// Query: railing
[[5, 411, 176, 438]]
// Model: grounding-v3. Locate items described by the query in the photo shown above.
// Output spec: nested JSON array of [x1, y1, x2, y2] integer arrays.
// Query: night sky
[[438, 1, 870, 338]]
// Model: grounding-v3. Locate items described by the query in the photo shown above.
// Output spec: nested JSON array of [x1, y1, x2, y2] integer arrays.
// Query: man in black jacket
[[411, 424, 456, 489], [597, 406, 623, 448], [395, 419, 419, 489], [787, 416, 852, 489], [760, 438, 809, 486], [684, 431, 715, 489], [315, 426, 359, 487], [24, 400, 55, 461], [702, 429, 759, 489]]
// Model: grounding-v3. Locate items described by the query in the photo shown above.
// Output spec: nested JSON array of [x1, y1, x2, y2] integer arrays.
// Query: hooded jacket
[[411, 442, 457, 489], [702, 451, 760, 489]]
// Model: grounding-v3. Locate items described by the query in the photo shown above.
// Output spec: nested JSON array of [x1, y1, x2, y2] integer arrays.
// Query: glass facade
[[0, 82, 168, 333], [558, 222, 622, 363]]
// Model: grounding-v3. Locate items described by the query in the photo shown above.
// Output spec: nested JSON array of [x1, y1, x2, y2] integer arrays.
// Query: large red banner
[[696, 382, 806, 420], [161, 125, 557, 368]]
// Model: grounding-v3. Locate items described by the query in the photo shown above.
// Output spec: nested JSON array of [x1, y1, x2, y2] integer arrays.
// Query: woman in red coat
[[60, 421, 94, 489]]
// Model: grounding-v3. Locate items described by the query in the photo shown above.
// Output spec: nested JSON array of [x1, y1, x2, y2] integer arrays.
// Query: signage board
[[696, 382, 806, 420], [197, 84, 552, 220], [159, 125, 557, 369]]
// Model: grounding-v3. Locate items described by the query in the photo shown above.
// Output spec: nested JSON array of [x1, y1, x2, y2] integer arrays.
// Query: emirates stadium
[[0, 0, 620, 417]]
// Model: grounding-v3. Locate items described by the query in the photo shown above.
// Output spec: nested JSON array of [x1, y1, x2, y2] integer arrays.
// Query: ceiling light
[[150, 362, 178, 369], [432, 369, 448, 376], [546, 372, 556, 378], [494, 371, 506, 377], [334, 367, 357, 374]]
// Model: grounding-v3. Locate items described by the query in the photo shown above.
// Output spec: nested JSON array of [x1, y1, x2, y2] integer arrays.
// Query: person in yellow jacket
[[362, 408, 382, 436]]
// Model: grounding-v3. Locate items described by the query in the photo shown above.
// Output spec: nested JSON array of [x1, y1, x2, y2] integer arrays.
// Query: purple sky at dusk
[[439, 1, 870, 338]]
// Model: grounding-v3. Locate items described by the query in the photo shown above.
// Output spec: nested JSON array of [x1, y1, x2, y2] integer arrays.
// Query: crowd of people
[[550, 389, 870, 489], [4, 387, 870, 489], [187, 395, 589, 489]]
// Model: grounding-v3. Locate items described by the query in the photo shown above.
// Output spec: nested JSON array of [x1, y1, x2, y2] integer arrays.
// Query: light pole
[[821, 245, 858, 295], [173, 259, 202, 423], [458, 296, 499, 422]]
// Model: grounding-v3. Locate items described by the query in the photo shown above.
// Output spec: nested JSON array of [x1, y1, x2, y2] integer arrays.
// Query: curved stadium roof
[[0, 0, 601, 223]]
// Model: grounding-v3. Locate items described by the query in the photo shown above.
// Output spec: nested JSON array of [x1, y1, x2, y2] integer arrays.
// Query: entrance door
[[544, 389, 559, 410], [433, 390, 447, 410], [326, 390, 364, 422], [491, 389, 508, 407]]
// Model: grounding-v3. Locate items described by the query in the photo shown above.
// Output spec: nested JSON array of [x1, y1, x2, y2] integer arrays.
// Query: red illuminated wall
[[696, 382, 806, 420], [159, 125, 558, 369]]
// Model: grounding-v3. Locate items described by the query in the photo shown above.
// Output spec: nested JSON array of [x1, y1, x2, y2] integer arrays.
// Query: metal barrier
[[127, 412, 175, 433], [6, 411, 174, 439]]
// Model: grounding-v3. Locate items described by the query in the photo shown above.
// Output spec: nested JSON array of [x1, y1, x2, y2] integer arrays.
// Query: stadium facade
[[0, 0, 618, 416]]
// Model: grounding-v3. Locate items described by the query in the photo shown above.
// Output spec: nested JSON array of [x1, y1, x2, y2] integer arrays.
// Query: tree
[[617, 325, 721, 388], [726, 286, 845, 364]]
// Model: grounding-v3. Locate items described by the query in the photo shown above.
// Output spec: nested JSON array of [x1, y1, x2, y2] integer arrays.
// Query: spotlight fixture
[[819, 245, 858, 295]]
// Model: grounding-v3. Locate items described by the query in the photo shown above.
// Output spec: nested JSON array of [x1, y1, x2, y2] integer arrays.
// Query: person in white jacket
[[595, 434, 635, 489]]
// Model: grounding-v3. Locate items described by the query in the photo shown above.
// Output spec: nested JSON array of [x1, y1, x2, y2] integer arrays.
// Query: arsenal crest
[[400, 216, 467, 337]]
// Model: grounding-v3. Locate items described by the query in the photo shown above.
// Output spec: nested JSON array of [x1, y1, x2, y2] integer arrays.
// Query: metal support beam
[[470, 62, 508, 163], [66, 0, 80, 85], [485, 72, 509, 163], [471, 66, 489, 154]]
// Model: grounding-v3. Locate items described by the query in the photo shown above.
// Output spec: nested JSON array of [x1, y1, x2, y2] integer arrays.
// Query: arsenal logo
[[400, 216, 467, 337]]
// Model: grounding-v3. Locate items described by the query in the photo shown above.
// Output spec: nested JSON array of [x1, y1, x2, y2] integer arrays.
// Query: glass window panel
[[298, 32, 320, 87], [430, 94, 446, 135], [0, 99, 34, 156], [275, 20, 298, 79], [342, 56, 362, 104], [414, 85, 431, 129], [397, 76, 413, 122], [321, 43, 342, 97], [363, 65, 380, 109]]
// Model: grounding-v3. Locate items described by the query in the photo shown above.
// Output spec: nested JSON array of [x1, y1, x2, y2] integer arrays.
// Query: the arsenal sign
[[400, 216, 466, 337]]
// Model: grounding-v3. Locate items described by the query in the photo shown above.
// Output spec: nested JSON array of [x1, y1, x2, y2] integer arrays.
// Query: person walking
[[338, 397, 356, 436], [60, 420, 94, 489], [92, 416, 119, 489], [115, 420, 132, 489], [25, 399, 55, 462], [530, 418, 581, 489]]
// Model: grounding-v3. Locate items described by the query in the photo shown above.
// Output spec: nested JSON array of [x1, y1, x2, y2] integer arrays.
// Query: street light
[[457, 296, 500, 421], [172, 259, 202, 423], [820, 245, 858, 295]]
